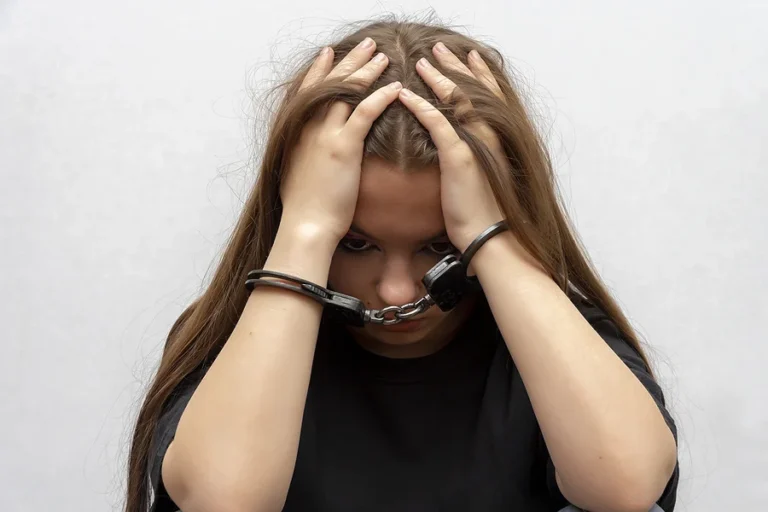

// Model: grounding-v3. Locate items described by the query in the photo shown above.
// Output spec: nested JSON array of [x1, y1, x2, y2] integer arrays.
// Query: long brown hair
[[125, 13, 656, 511]]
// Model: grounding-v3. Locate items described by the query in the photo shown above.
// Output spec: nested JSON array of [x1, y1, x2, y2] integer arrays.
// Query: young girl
[[126, 18, 679, 512]]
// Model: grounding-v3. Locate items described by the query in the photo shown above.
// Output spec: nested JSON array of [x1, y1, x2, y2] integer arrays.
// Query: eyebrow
[[349, 223, 448, 244]]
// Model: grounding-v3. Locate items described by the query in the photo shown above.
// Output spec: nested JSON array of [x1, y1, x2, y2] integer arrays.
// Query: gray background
[[1, 0, 765, 510]]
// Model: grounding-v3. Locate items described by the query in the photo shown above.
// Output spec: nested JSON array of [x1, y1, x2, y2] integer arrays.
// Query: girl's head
[[329, 155, 481, 359], [126, 14, 653, 511], [266, 17, 565, 357]]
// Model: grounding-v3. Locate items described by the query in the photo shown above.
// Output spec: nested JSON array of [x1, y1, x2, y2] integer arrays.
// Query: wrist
[[264, 223, 339, 287], [452, 217, 506, 253], [471, 230, 548, 280]]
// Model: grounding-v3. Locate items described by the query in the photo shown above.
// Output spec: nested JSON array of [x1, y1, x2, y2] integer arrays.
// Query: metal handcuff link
[[245, 220, 509, 327]]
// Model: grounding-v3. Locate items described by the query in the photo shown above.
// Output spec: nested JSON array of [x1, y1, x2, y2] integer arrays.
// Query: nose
[[376, 257, 424, 308]]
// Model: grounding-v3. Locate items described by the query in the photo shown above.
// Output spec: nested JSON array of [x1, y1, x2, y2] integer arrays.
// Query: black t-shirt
[[149, 293, 679, 511]]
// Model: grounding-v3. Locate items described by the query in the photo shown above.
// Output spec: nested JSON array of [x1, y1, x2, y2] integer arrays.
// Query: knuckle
[[424, 109, 444, 122], [332, 64, 355, 78], [355, 101, 376, 118], [447, 138, 467, 153], [459, 153, 475, 167], [326, 140, 349, 160], [308, 128, 325, 146], [480, 126, 499, 145], [451, 144, 474, 165], [342, 76, 369, 93]]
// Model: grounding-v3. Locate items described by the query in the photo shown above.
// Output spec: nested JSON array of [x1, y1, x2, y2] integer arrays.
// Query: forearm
[[472, 232, 677, 511], [165, 223, 338, 512]]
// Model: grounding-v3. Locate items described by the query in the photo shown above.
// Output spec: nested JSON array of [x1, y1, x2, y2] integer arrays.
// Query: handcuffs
[[245, 220, 509, 327]]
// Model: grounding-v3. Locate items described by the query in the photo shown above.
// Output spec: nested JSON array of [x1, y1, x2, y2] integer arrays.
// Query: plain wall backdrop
[[1, 0, 765, 510]]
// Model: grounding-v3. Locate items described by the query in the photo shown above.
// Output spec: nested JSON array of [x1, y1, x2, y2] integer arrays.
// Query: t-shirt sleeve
[[545, 296, 680, 511], [147, 364, 209, 511]]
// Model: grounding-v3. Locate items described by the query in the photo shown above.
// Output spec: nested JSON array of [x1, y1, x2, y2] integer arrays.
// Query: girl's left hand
[[398, 42, 508, 253]]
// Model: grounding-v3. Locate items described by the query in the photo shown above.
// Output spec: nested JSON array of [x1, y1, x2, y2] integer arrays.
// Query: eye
[[427, 241, 457, 256], [338, 237, 376, 252], [337, 238, 457, 255]]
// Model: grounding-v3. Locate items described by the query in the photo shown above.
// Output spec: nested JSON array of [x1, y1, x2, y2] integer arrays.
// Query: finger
[[344, 52, 389, 91], [467, 50, 504, 99], [432, 42, 475, 78], [342, 81, 402, 140], [326, 37, 378, 81], [299, 47, 334, 92], [417, 52, 497, 148], [397, 88, 464, 153], [415, 57, 474, 117], [325, 101, 353, 125], [326, 52, 390, 125]]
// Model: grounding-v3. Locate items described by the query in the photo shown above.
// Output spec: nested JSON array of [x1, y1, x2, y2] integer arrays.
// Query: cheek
[[328, 252, 373, 295]]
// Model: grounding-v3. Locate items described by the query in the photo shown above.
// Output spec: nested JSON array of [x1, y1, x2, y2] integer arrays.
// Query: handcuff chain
[[367, 295, 436, 325]]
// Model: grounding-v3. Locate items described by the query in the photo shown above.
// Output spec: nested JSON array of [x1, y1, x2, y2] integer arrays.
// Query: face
[[328, 156, 479, 359]]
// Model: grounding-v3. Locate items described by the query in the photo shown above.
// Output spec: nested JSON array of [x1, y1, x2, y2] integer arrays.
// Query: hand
[[397, 43, 509, 253], [279, 38, 402, 244]]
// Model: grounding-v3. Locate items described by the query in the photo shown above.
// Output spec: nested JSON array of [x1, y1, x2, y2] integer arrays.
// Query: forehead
[[354, 157, 443, 240]]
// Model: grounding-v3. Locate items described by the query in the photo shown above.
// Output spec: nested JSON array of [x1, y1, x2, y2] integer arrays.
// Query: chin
[[375, 328, 429, 345], [374, 318, 445, 344], [350, 318, 431, 341]]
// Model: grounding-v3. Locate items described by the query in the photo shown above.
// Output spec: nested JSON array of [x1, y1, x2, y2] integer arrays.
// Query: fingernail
[[390, 81, 402, 90], [400, 88, 413, 98], [417, 57, 431, 69], [469, 50, 479, 60], [360, 37, 374, 49], [322, 46, 332, 56], [435, 42, 449, 53], [373, 52, 387, 63]]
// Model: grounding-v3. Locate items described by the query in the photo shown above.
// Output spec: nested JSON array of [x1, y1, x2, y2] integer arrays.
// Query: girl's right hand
[[278, 38, 402, 244]]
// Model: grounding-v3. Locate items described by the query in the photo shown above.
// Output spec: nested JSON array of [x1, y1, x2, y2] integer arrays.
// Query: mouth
[[378, 319, 424, 332]]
